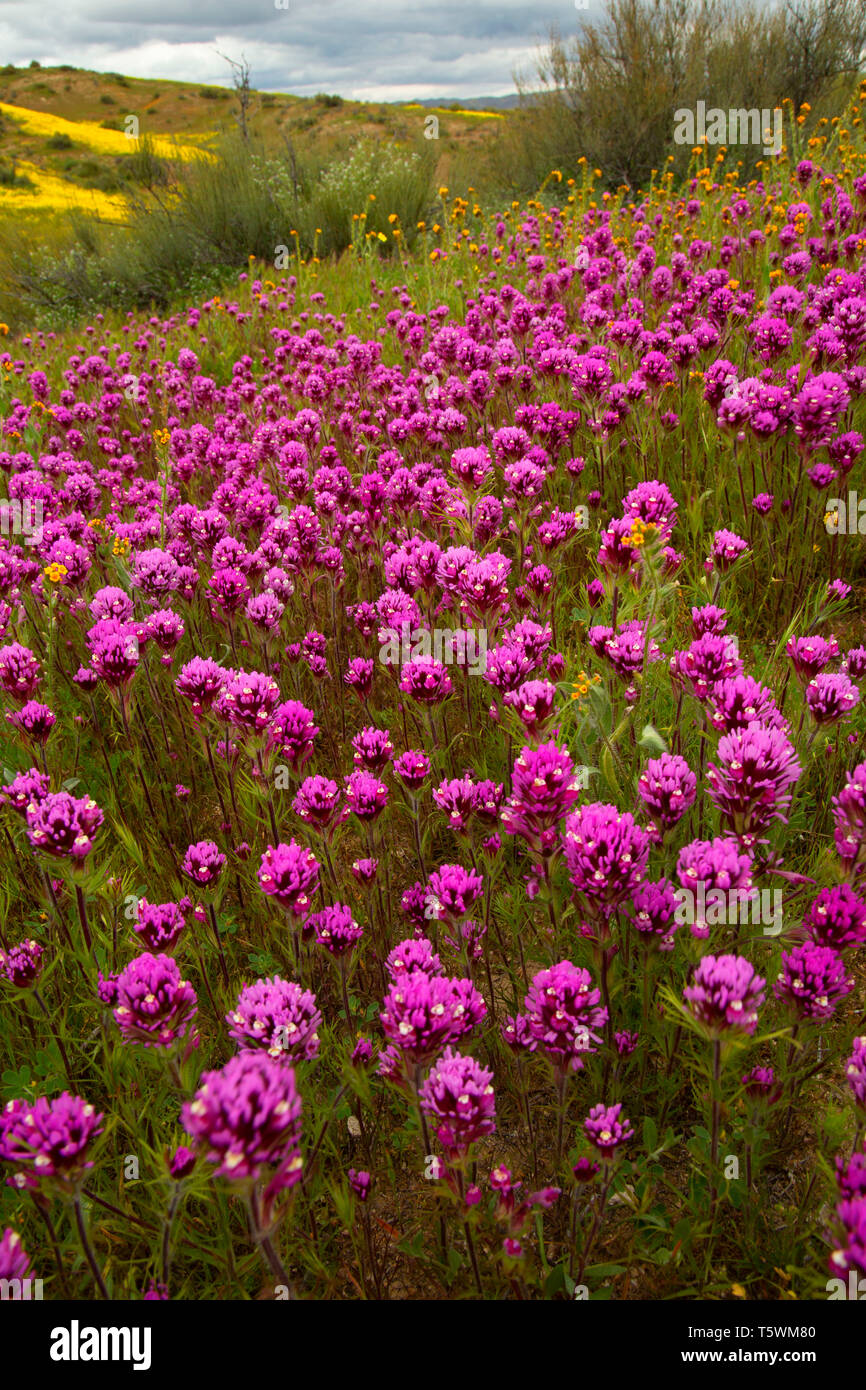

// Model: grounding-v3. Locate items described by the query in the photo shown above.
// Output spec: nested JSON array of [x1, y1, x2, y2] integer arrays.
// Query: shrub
[[489, 0, 866, 192]]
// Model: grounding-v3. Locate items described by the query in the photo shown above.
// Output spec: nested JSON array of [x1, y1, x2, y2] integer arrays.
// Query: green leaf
[[600, 743, 620, 801], [1, 1065, 32, 1093], [585, 1262, 626, 1280], [643, 1116, 658, 1154], [544, 1262, 572, 1298], [638, 723, 667, 754]]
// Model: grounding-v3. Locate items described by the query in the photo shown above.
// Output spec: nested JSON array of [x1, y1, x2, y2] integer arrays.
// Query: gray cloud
[[0, 0, 599, 100]]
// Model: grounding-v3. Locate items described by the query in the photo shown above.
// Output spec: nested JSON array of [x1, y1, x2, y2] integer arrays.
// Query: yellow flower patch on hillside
[[0, 102, 204, 161], [0, 161, 128, 220]]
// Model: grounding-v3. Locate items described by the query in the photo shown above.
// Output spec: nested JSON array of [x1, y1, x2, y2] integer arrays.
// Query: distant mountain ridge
[[393, 95, 521, 110]]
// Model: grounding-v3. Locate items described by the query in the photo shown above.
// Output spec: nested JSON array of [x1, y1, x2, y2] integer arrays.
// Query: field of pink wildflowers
[[1, 97, 866, 1308]]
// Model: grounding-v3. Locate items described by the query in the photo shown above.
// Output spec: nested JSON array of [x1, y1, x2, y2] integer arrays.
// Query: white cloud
[[0, 0, 596, 101]]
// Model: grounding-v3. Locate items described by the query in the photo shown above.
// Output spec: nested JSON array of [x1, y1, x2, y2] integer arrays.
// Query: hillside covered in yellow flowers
[[0, 62, 501, 225]]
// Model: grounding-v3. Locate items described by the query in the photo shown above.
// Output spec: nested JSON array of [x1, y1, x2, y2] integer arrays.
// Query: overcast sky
[[0, 0, 598, 101]]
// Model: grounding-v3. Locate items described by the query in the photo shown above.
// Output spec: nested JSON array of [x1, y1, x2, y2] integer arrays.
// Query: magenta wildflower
[[208, 566, 250, 614], [343, 658, 375, 700], [706, 725, 801, 845], [573, 1156, 601, 1182], [562, 803, 650, 916], [741, 1066, 782, 1104], [420, 1047, 496, 1151], [174, 657, 228, 717], [399, 657, 453, 704], [626, 878, 679, 950], [670, 634, 742, 700], [351, 1036, 374, 1068], [588, 620, 663, 679], [182, 1052, 303, 1185], [622, 480, 678, 539], [215, 670, 281, 733], [394, 750, 431, 790], [637, 752, 696, 837], [292, 776, 346, 838], [0, 1228, 32, 1283], [805, 885, 866, 950], [433, 777, 479, 831], [683, 954, 766, 1035], [707, 675, 787, 733], [26, 791, 103, 862], [0, 1092, 103, 1188], [805, 673, 860, 724], [426, 863, 484, 923], [710, 530, 749, 570], [500, 1014, 535, 1053], [267, 699, 319, 771], [845, 1036, 866, 1111], [181, 840, 226, 888], [521, 960, 608, 1072], [786, 634, 839, 681], [503, 679, 558, 738], [597, 517, 641, 573], [0, 938, 44, 988], [833, 762, 866, 873], [110, 952, 197, 1048], [584, 1102, 634, 1155], [348, 1169, 372, 1202], [257, 841, 320, 916], [380, 969, 486, 1064], [844, 648, 866, 680], [131, 899, 187, 952], [227, 976, 321, 1061], [385, 937, 444, 979], [0, 643, 41, 700], [0, 767, 50, 815], [500, 741, 585, 854], [308, 902, 364, 955], [6, 701, 56, 744], [793, 371, 850, 443], [773, 943, 854, 1020], [676, 836, 754, 936], [352, 725, 394, 773], [344, 770, 389, 822], [132, 547, 179, 597], [829, 1197, 866, 1276]]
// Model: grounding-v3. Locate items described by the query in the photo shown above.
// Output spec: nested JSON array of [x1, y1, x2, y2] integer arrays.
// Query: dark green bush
[[488, 0, 866, 193]]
